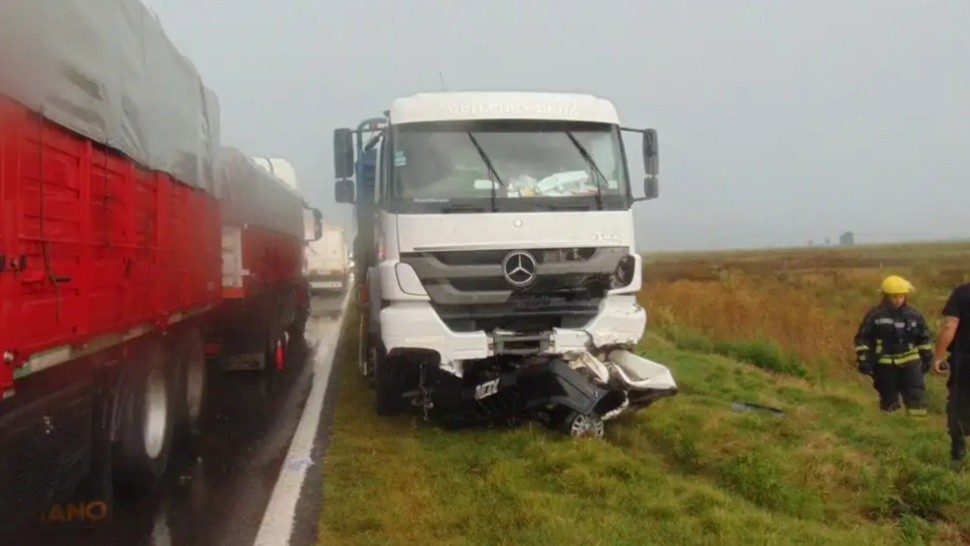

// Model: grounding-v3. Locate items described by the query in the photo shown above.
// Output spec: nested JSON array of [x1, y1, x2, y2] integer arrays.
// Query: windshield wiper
[[466, 132, 504, 212], [564, 131, 606, 210]]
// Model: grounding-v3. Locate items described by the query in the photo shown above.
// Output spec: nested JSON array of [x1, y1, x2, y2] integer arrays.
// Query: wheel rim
[[143, 369, 168, 459], [569, 413, 604, 439]]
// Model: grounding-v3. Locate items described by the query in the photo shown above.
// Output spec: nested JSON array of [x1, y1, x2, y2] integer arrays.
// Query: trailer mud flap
[[36, 382, 114, 536], [0, 379, 113, 539]]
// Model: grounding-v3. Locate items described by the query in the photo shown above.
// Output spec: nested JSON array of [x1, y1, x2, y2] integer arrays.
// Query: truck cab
[[334, 92, 673, 434]]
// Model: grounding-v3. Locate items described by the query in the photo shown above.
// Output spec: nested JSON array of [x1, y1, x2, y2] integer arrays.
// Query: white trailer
[[306, 223, 349, 292]]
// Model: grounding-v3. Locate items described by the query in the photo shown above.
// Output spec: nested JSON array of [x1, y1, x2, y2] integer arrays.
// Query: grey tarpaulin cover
[[216, 147, 306, 240], [0, 0, 221, 195]]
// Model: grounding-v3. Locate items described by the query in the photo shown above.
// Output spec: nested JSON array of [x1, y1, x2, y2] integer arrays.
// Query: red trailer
[[0, 0, 320, 533], [211, 146, 316, 371]]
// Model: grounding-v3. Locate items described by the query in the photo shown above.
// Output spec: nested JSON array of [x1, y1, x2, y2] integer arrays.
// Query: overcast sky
[[143, 0, 969, 251]]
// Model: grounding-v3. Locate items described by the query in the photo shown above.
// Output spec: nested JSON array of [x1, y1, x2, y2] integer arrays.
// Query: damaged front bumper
[[376, 295, 675, 437], [424, 349, 677, 437]]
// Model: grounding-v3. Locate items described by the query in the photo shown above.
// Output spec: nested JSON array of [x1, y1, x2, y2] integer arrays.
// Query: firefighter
[[931, 283, 970, 461], [854, 275, 933, 415]]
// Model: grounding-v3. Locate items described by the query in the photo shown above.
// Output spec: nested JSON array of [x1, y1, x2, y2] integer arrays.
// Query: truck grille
[[401, 246, 628, 333]]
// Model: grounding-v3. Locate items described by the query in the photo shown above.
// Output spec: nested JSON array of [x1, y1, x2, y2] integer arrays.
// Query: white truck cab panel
[[348, 91, 660, 365], [334, 91, 673, 435]]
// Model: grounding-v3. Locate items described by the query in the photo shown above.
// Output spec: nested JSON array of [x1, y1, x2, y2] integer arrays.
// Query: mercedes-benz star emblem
[[501, 251, 538, 288]]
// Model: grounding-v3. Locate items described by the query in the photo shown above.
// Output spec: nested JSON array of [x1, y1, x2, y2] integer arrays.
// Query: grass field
[[319, 241, 970, 546]]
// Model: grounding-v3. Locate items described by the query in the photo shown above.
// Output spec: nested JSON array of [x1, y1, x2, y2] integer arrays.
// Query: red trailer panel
[[0, 96, 221, 396], [240, 226, 304, 297], [215, 146, 306, 300]]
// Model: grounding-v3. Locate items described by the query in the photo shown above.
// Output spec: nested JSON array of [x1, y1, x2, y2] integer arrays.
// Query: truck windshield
[[389, 120, 630, 211]]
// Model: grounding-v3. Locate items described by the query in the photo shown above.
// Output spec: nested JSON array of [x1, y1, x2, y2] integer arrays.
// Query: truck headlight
[[612, 255, 636, 288]]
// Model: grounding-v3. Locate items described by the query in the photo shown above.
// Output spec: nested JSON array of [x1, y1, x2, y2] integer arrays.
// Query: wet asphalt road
[[20, 294, 346, 546]]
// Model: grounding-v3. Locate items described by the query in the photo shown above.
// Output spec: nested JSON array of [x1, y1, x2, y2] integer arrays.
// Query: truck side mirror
[[642, 129, 658, 176], [643, 176, 659, 200], [303, 207, 324, 242], [313, 208, 323, 240], [335, 179, 355, 204], [334, 128, 354, 179]]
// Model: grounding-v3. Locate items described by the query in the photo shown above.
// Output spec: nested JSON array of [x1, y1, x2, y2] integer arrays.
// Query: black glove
[[920, 350, 933, 374], [857, 361, 874, 376]]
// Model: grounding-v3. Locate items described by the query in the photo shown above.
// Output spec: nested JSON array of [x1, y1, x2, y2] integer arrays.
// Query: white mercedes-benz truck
[[334, 92, 676, 437]]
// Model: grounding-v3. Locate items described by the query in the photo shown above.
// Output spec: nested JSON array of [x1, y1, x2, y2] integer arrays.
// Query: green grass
[[319, 242, 970, 545], [659, 325, 809, 378], [319, 311, 970, 546]]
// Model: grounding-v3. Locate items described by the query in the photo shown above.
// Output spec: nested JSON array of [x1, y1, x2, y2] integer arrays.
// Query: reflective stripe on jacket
[[854, 303, 933, 366]]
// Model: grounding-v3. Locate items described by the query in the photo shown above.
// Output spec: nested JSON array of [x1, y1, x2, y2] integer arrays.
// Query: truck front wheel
[[358, 320, 375, 385], [374, 350, 407, 416]]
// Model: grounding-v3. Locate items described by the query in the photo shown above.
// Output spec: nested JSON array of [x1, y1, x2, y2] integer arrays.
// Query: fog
[[143, 0, 970, 251]]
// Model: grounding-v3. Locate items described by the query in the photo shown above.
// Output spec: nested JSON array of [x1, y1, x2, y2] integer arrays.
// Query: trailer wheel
[[116, 342, 173, 490], [289, 316, 307, 338], [179, 330, 207, 438], [374, 350, 406, 415], [290, 282, 310, 336]]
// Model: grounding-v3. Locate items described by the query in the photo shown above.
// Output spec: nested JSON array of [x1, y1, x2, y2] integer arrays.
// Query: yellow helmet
[[881, 275, 914, 295]]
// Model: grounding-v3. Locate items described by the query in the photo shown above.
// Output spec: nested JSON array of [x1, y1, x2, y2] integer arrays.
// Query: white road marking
[[254, 290, 351, 546]]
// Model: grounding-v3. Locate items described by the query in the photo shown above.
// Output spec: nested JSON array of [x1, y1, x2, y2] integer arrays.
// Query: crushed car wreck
[[422, 350, 677, 436], [333, 92, 677, 437]]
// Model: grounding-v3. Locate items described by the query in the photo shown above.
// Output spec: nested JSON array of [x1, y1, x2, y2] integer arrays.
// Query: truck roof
[[389, 91, 621, 125]]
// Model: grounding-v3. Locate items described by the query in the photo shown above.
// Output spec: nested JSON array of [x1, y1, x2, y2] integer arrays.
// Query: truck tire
[[115, 341, 173, 491], [374, 350, 406, 416], [358, 320, 375, 386], [290, 312, 308, 338], [175, 330, 207, 439], [290, 282, 310, 337]]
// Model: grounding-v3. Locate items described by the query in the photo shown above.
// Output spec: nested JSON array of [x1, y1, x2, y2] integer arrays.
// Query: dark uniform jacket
[[944, 283, 970, 356], [854, 302, 933, 367]]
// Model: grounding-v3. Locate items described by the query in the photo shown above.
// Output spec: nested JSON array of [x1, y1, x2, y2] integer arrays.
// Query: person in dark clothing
[[931, 283, 970, 461], [854, 275, 933, 415]]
